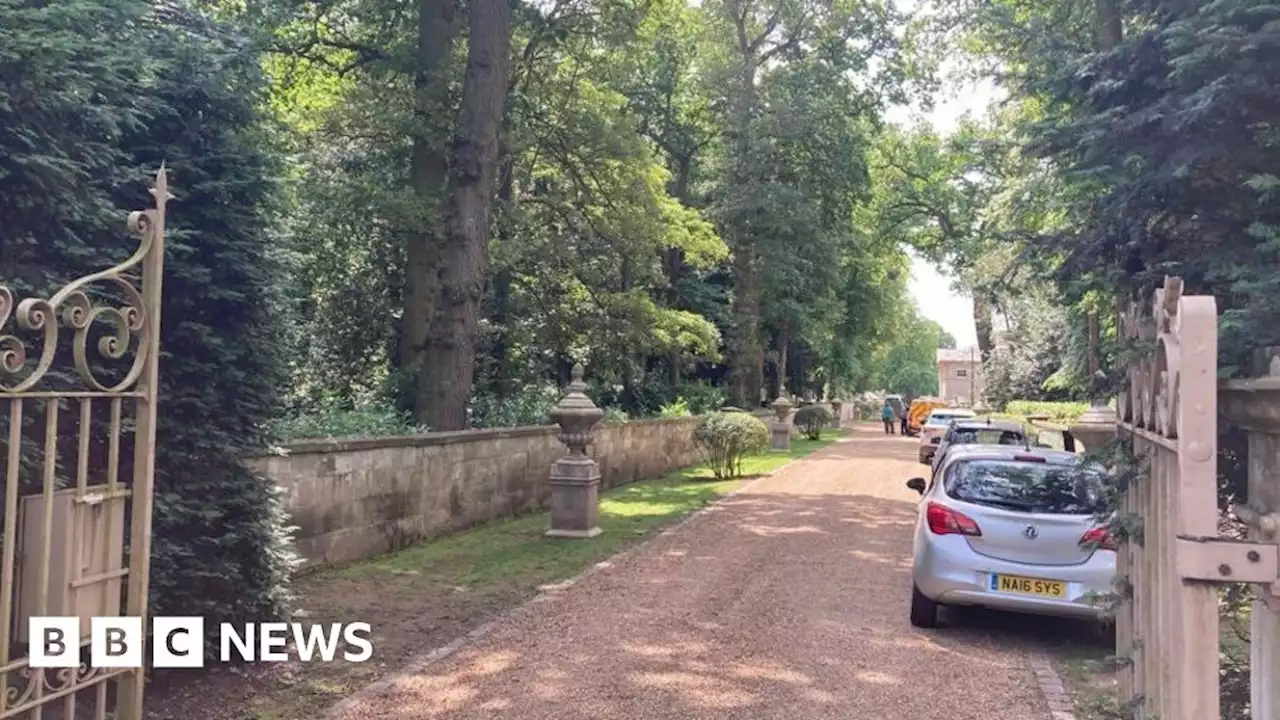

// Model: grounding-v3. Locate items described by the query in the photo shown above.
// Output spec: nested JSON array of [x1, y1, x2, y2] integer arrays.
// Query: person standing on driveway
[[881, 401, 895, 435], [900, 406, 909, 435]]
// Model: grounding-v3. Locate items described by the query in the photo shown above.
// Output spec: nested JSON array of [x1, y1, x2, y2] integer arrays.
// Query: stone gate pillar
[[771, 395, 793, 451], [546, 363, 604, 538], [830, 400, 843, 428]]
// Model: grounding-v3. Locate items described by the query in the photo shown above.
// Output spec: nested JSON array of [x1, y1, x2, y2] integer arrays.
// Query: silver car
[[905, 445, 1115, 628]]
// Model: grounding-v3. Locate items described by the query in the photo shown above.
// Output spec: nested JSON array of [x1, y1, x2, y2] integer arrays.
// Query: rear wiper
[[972, 499, 1035, 512]]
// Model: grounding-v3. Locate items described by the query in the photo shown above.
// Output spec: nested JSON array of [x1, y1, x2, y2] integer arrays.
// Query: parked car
[[906, 397, 948, 436], [928, 419, 1032, 473], [916, 408, 976, 464], [904, 445, 1115, 628], [884, 393, 906, 424]]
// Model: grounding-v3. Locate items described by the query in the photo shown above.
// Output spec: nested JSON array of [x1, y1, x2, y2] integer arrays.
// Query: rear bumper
[[913, 534, 1113, 621], [931, 588, 1105, 620]]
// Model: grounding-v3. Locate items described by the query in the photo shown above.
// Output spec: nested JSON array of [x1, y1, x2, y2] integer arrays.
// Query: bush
[[469, 384, 562, 428], [850, 392, 885, 420], [659, 398, 692, 417], [601, 407, 630, 424], [271, 403, 427, 441], [693, 412, 769, 479], [672, 383, 726, 414], [1004, 400, 1092, 424], [793, 405, 834, 440]]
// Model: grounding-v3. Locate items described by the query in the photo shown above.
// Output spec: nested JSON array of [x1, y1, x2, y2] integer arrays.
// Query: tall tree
[[417, 0, 513, 429]]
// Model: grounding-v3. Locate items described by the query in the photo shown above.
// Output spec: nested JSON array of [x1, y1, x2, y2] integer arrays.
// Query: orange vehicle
[[906, 397, 948, 436]]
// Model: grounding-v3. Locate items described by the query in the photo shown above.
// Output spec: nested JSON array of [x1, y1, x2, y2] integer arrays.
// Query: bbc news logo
[[29, 617, 373, 668]]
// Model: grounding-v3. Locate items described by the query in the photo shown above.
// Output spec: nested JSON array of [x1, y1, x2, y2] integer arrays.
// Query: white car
[[917, 408, 976, 464], [905, 445, 1116, 628]]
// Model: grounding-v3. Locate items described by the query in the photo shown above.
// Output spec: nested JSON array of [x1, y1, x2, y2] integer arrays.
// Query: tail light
[[1079, 527, 1118, 551], [926, 502, 982, 536]]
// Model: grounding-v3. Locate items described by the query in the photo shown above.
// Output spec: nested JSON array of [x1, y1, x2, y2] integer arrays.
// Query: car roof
[[928, 409, 975, 418], [948, 419, 1026, 432], [940, 444, 1080, 465]]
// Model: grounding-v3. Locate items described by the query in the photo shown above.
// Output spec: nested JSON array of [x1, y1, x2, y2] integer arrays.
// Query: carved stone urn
[[546, 363, 604, 538], [1069, 400, 1118, 454], [770, 395, 793, 451]]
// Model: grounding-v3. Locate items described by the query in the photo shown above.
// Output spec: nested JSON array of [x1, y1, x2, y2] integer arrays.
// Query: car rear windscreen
[[944, 460, 1105, 515], [951, 428, 1024, 445]]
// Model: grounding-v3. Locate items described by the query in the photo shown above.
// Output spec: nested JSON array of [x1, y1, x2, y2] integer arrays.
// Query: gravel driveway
[[331, 425, 1050, 720]]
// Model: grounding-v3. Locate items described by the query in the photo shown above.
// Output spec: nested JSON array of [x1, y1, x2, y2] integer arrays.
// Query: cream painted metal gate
[[1113, 276, 1222, 719], [0, 168, 168, 720]]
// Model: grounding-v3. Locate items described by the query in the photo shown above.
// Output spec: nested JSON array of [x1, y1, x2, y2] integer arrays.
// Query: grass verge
[[146, 429, 845, 720]]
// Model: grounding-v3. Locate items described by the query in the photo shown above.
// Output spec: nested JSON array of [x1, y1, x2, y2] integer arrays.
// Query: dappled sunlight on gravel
[[331, 425, 1051, 720]]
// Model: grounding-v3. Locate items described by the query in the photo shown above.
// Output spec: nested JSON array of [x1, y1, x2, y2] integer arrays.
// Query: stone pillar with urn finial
[[546, 363, 604, 538], [1069, 370, 1119, 453], [770, 395, 793, 451]]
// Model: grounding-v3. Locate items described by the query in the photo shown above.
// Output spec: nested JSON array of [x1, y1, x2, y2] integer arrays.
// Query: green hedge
[[1003, 400, 1091, 424]]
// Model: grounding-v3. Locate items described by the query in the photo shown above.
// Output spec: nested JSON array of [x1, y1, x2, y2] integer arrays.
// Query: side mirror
[[931, 437, 941, 444], [906, 477, 926, 495]]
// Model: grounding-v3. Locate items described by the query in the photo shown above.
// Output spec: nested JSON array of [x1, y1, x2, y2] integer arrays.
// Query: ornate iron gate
[[0, 168, 168, 720]]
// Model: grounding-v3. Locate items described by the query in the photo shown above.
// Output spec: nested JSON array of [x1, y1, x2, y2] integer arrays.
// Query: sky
[[889, 75, 1001, 350]]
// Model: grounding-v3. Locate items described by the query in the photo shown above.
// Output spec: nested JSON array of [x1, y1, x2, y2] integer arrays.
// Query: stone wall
[[248, 417, 702, 569]]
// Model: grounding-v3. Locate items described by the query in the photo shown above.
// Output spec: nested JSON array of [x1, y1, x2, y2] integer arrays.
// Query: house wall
[[937, 360, 984, 406]]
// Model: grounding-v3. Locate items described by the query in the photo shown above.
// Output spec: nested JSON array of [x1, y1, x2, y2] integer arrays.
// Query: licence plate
[[989, 573, 1066, 599]]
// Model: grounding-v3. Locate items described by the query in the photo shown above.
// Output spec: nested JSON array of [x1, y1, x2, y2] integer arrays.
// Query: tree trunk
[[400, 0, 456, 416], [666, 245, 684, 386], [775, 324, 790, 399], [1087, 0, 1121, 397], [1095, 0, 1122, 50], [666, 155, 693, 387], [974, 294, 995, 362], [731, 248, 764, 406], [727, 52, 763, 408], [418, 0, 512, 430], [489, 268, 514, 397]]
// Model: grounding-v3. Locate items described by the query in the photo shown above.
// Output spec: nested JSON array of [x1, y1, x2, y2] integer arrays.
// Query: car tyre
[[910, 583, 939, 628]]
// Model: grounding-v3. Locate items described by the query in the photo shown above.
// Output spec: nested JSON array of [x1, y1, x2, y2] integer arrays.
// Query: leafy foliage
[[693, 412, 769, 480], [120, 5, 300, 632], [931, 0, 1280, 712], [0, 1, 299, 636], [271, 403, 427, 441]]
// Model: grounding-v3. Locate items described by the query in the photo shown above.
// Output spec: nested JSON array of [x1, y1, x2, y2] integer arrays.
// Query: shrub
[[850, 392, 885, 420], [659, 398, 692, 417], [1004, 400, 1092, 424], [793, 405, 834, 440], [601, 407, 630, 424], [271, 403, 427, 441], [672, 383, 726, 414], [693, 412, 769, 479], [469, 384, 562, 428]]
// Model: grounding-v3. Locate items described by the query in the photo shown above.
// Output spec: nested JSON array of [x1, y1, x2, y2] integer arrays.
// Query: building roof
[[937, 347, 978, 363]]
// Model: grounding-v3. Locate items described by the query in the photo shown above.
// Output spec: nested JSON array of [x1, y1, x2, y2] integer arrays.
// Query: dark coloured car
[[926, 419, 1032, 472]]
